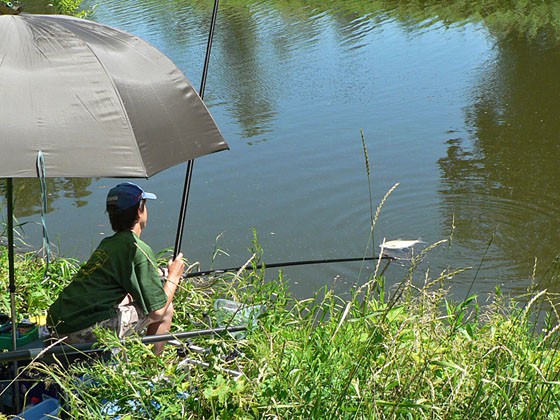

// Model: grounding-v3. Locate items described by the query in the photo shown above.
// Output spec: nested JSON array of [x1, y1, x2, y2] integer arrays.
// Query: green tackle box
[[0, 323, 39, 351]]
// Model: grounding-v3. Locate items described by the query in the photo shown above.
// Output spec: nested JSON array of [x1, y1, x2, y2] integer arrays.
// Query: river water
[[5, 0, 560, 300]]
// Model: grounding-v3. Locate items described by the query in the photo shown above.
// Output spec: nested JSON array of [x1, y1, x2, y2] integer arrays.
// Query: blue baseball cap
[[106, 182, 157, 211]]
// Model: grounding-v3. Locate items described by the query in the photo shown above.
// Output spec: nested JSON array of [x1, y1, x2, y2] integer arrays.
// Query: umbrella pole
[[6, 179, 16, 350], [6, 178, 20, 411], [174, 0, 220, 258]]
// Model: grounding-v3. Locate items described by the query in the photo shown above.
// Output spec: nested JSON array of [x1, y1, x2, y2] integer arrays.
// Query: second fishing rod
[[181, 254, 394, 279]]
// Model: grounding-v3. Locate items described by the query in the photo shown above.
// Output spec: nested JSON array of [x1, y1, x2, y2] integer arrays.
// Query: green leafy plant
[[52, 0, 90, 17]]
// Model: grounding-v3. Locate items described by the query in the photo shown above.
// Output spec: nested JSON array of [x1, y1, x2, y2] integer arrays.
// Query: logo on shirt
[[78, 249, 109, 276]]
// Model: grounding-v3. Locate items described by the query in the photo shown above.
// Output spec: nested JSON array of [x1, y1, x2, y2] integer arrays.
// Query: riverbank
[[1, 242, 560, 418]]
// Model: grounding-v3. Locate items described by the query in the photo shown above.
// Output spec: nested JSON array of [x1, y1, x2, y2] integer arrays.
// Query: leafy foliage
[[52, 0, 90, 17], [0, 247, 78, 318]]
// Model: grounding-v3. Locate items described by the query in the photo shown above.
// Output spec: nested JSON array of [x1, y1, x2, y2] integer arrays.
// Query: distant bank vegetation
[[52, 0, 560, 44]]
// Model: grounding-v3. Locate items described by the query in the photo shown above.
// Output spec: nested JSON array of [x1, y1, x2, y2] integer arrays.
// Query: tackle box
[[0, 322, 39, 351]]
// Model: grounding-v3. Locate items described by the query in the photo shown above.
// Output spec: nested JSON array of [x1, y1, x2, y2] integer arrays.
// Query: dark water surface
[[5, 0, 560, 300]]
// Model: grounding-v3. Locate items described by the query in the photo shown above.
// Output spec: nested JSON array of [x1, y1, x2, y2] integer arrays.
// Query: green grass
[[0, 247, 78, 318], [1, 239, 560, 419]]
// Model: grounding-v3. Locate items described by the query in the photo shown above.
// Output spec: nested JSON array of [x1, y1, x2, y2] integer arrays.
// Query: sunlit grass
[[0, 246, 78, 318]]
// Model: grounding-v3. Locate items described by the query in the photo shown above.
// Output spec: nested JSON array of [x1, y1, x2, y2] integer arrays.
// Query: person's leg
[[117, 296, 143, 338], [50, 316, 117, 346], [117, 296, 174, 355], [146, 302, 174, 355]]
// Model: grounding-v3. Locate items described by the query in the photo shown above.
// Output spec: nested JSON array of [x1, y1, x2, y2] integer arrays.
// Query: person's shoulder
[[132, 233, 155, 253], [111, 231, 135, 242], [98, 231, 136, 251], [132, 236, 158, 267]]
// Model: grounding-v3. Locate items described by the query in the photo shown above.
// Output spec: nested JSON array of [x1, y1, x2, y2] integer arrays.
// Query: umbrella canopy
[[0, 13, 228, 178], [0, 10, 228, 368]]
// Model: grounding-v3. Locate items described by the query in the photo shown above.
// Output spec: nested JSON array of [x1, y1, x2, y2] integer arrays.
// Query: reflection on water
[[21, 0, 53, 13], [1, 179, 92, 217], [216, 3, 277, 139], [4, 0, 560, 298], [439, 36, 560, 292]]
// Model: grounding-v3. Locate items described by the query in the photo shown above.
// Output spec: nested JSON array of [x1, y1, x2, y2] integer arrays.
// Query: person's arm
[[148, 253, 184, 322]]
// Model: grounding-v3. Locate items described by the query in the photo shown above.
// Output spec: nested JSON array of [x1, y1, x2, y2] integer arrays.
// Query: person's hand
[[167, 252, 185, 281]]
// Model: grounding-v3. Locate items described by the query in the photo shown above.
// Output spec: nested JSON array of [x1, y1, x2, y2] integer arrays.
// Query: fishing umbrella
[[0, 12, 228, 351]]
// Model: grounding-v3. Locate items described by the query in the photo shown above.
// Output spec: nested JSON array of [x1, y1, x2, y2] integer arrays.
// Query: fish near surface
[[379, 239, 425, 261], [381, 239, 425, 250]]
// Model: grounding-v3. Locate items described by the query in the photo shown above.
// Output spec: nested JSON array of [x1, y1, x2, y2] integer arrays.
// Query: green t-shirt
[[48, 231, 167, 334]]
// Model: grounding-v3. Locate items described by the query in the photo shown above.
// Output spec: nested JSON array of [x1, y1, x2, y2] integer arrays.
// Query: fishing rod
[[184, 255, 394, 278], [0, 326, 246, 364], [174, 0, 220, 259]]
